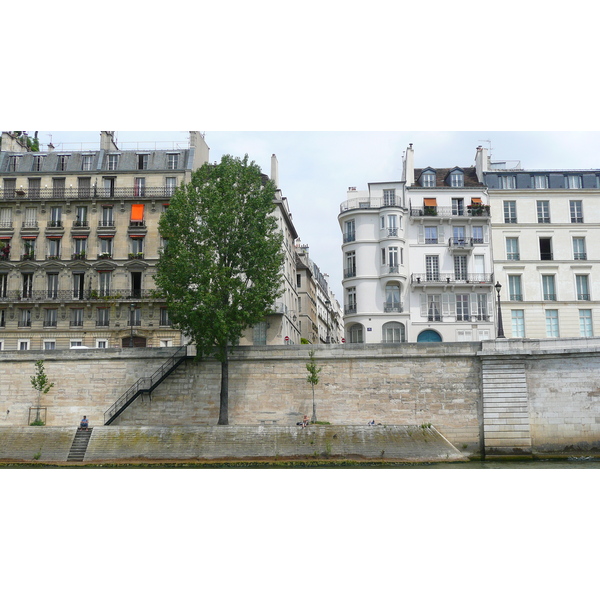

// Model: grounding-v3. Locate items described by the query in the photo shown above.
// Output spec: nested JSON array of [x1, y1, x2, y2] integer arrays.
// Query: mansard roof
[[412, 167, 483, 188]]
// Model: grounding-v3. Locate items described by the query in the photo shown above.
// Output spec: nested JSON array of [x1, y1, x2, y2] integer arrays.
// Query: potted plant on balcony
[[424, 206, 437, 216], [98, 252, 112, 259]]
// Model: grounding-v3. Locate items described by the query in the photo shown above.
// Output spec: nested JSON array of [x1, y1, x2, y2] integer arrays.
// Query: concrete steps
[[481, 360, 532, 456], [67, 429, 93, 462]]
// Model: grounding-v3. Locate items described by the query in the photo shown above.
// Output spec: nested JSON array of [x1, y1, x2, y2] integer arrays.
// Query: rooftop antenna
[[479, 139, 492, 157]]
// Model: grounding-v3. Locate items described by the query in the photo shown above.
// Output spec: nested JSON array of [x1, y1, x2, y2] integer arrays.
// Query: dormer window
[[450, 170, 464, 187], [137, 154, 149, 170], [167, 153, 179, 170], [107, 154, 119, 171], [566, 174, 582, 189], [57, 155, 70, 171], [32, 155, 45, 172], [422, 172, 436, 187]]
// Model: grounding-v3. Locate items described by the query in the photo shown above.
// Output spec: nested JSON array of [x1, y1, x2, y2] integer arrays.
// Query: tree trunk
[[218, 353, 229, 425]]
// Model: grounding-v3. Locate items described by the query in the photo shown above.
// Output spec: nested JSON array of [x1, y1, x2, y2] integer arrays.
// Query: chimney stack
[[271, 154, 279, 188]]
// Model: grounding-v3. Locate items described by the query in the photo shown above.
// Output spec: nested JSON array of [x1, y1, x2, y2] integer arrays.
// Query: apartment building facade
[[0, 131, 210, 350], [476, 146, 600, 339], [338, 144, 496, 343]]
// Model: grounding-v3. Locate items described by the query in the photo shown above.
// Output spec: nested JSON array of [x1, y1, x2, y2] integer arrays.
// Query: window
[[422, 172, 436, 187], [576, 275, 590, 300], [160, 307, 172, 326], [57, 155, 69, 171], [472, 226, 484, 244], [0, 309, 4, 327], [73, 237, 87, 258], [167, 154, 179, 170], [100, 206, 114, 226], [137, 154, 149, 170], [508, 275, 522, 301], [3, 179, 16, 199], [8, 156, 20, 172], [344, 219, 355, 243], [70, 340, 83, 348], [130, 204, 145, 225], [130, 237, 144, 255], [426, 294, 442, 321], [73, 272, 85, 299], [19, 339, 30, 351], [44, 340, 56, 350], [78, 177, 91, 198], [134, 177, 146, 197], [539, 237, 553, 261], [387, 214, 398, 236], [383, 189, 396, 206], [24, 207, 37, 228], [533, 175, 547, 189], [425, 255, 439, 281], [44, 308, 57, 327], [345, 251, 356, 278], [452, 198, 464, 215], [28, 178, 40, 199], [166, 177, 177, 196], [579, 309, 593, 337], [296, 274, 301, 287], [500, 175, 516, 189], [450, 171, 464, 187], [103, 177, 115, 197], [388, 247, 399, 273], [97, 308, 110, 327], [19, 308, 31, 328], [98, 271, 111, 296], [454, 255, 467, 281], [99, 237, 113, 257], [0, 274, 7, 297], [503, 201, 517, 223], [573, 237, 586, 260], [457, 330, 473, 342], [476, 293, 489, 321], [32, 155, 45, 172], [47, 273, 59, 299], [425, 226, 438, 244], [452, 225, 466, 246], [570, 200, 583, 223], [566, 175, 581, 189], [0, 207, 12, 227], [511, 309, 525, 337], [75, 206, 88, 226], [96, 339, 108, 349], [127, 307, 141, 327], [52, 178, 65, 199], [349, 323, 363, 343], [346, 287, 357, 313], [384, 284, 401, 312], [81, 155, 93, 171], [22, 273, 33, 298], [545, 309, 559, 337], [71, 308, 84, 327], [456, 294, 470, 321], [542, 274, 556, 301], [537, 200, 550, 223], [382, 322, 405, 343], [47, 238, 61, 259], [107, 154, 119, 170], [506, 237, 520, 261], [49, 206, 62, 227]]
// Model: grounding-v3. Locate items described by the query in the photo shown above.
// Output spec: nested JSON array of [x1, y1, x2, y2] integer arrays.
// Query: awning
[[72, 235, 88, 239], [471, 197, 482, 205], [22, 235, 37, 240], [46, 235, 63, 239], [0, 235, 12, 240], [98, 235, 114, 239], [129, 234, 145, 239], [131, 204, 144, 221], [424, 198, 437, 207]]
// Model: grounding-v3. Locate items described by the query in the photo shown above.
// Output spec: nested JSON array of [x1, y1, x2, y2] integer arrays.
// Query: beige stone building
[[0, 131, 209, 350]]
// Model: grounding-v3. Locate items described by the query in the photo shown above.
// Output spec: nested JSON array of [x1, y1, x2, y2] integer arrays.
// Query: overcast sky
[[31, 130, 600, 302]]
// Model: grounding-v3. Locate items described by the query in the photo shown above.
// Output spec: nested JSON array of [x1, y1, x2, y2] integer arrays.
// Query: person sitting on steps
[[80, 416, 89, 431]]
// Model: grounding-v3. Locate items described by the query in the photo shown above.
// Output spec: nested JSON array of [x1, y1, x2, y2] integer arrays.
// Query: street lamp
[[495, 281, 506, 339], [130, 303, 136, 347]]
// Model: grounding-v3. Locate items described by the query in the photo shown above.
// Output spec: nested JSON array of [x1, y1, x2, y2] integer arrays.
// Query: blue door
[[417, 330, 442, 342]]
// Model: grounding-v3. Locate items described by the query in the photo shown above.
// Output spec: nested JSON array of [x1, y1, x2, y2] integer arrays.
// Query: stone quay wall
[[2, 338, 600, 456]]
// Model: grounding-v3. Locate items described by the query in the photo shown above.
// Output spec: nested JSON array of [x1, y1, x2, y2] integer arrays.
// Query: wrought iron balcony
[[410, 206, 490, 218], [343, 232, 356, 243], [344, 268, 356, 279], [344, 304, 357, 314], [412, 273, 494, 285], [384, 302, 403, 313], [1, 186, 176, 200], [0, 289, 165, 303], [448, 237, 474, 249]]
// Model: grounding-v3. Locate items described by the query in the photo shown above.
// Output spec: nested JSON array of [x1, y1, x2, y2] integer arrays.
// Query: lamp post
[[130, 303, 136, 348], [495, 281, 506, 339]]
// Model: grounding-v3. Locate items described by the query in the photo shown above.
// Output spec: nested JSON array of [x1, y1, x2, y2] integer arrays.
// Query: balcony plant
[[423, 206, 437, 216], [98, 252, 112, 259], [128, 252, 144, 260]]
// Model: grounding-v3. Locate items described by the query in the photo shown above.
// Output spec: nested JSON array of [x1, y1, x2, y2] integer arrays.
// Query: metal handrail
[[104, 346, 187, 424], [412, 273, 494, 284], [1, 186, 176, 201], [0, 289, 165, 302]]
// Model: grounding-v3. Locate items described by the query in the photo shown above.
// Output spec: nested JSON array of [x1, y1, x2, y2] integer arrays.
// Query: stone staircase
[[67, 428, 93, 462], [481, 359, 532, 456]]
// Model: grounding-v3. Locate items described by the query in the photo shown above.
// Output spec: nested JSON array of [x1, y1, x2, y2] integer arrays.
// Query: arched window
[[417, 329, 442, 342], [384, 283, 401, 312], [349, 324, 364, 343], [382, 321, 405, 343]]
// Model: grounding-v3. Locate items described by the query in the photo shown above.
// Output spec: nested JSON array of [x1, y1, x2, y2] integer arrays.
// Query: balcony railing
[[410, 206, 490, 218], [0, 289, 165, 302], [412, 273, 494, 284], [387, 228, 398, 237], [43, 320, 57, 327], [343, 233, 356, 243], [448, 237, 475, 248], [344, 304, 357, 314], [509, 294, 523, 301], [1, 186, 176, 200], [578, 294, 591, 301], [574, 253, 587, 260], [543, 294, 557, 301], [344, 268, 356, 279], [383, 302, 403, 313]]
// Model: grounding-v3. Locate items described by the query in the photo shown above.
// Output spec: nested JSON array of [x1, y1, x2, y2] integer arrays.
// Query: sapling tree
[[306, 349, 322, 423], [30, 360, 54, 424], [155, 154, 284, 425]]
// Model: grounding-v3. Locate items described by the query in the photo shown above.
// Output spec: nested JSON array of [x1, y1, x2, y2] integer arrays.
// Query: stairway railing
[[104, 346, 188, 425]]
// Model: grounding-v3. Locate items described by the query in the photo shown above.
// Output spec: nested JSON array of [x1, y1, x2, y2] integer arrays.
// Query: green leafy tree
[[30, 360, 54, 424], [155, 154, 284, 425], [306, 349, 322, 423]]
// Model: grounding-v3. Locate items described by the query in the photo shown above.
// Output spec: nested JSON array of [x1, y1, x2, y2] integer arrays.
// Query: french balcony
[[344, 268, 356, 279], [71, 252, 88, 261], [383, 302, 403, 313], [578, 294, 591, 301], [96, 320, 110, 327], [387, 228, 398, 237], [70, 320, 84, 327], [43, 320, 57, 328], [383, 265, 400, 275], [343, 232, 356, 243], [574, 253, 587, 260], [509, 294, 523, 301], [1, 289, 165, 303], [127, 319, 142, 327], [543, 294, 557, 301], [412, 273, 494, 285], [344, 304, 357, 315], [448, 237, 474, 251], [2, 186, 176, 200]]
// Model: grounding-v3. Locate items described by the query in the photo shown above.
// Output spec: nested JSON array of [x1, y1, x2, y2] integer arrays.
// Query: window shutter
[[418, 226, 424, 244], [470, 293, 478, 317], [420, 294, 427, 317], [438, 225, 445, 244], [442, 293, 454, 316]]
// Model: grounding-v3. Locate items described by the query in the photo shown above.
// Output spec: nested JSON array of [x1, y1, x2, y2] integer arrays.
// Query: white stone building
[[477, 146, 600, 339]]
